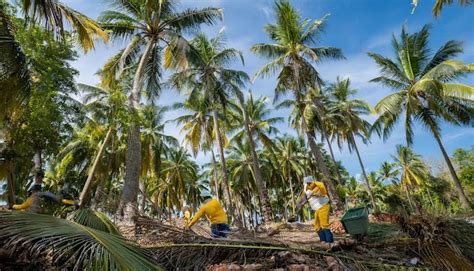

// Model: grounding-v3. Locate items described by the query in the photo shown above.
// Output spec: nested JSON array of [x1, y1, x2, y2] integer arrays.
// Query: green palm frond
[[20, 0, 108, 52], [67, 208, 120, 235], [0, 211, 160, 270]]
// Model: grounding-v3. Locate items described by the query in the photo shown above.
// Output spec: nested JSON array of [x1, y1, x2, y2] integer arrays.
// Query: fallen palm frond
[[67, 208, 120, 235], [402, 216, 474, 270], [0, 211, 161, 271]]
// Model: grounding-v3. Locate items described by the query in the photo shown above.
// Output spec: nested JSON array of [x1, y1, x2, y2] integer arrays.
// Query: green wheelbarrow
[[341, 206, 369, 238]]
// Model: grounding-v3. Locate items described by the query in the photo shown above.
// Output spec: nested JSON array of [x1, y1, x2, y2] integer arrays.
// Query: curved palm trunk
[[351, 135, 378, 213], [212, 110, 233, 214], [324, 135, 343, 186], [239, 100, 273, 222], [79, 126, 113, 208], [433, 132, 472, 210], [306, 132, 343, 213], [119, 38, 155, 223]]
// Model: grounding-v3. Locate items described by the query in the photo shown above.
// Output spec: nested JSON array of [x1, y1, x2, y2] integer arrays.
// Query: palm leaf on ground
[[0, 211, 160, 270]]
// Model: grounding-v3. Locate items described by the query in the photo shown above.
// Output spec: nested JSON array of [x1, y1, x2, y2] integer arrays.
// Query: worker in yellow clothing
[[296, 176, 334, 243], [186, 198, 230, 238], [13, 183, 78, 211]]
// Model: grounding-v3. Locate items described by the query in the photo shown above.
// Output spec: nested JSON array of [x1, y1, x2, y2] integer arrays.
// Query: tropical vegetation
[[0, 0, 473, 269]]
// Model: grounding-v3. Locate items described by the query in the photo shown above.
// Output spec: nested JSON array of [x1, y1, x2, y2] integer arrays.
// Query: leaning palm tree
[[325, 77, 378, 211], [251, 0, 344, 212], [169, 29, 249, 217], [99, 0, 222, 222], [227, 91, 283, 222], [392, 145, 429, 214], [369, 24, 474, 210]]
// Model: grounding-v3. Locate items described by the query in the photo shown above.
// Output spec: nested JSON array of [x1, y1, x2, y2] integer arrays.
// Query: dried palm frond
[[402, 216, 474, 270], [0, 211, 161, 270]]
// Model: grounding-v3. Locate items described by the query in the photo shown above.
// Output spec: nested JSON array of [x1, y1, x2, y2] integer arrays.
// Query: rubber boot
[[323, 229, 334, 243], [317, 230, 326, 242]]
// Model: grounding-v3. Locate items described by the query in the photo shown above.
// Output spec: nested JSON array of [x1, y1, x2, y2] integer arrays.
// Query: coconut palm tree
[[75, 83, 128, 207], [271, 136, 306, 215], [172, 97, 221, 199], [99, 0, 222, 222], [369, 24, 474, 210], [325, 77, 378, 211], [227, 91, 283, 222], [251, 0, 344, 212], [140, 105, 179, 214], [169, 29, 249, 216], [392, 145, 429, 214], [379, 161, 400, 184], [412, 0, 472, 17]]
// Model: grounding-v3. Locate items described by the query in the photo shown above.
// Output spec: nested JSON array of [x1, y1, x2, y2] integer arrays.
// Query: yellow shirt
[[12, 196, 33, 210], [308, 181, 328, 197], [187, 198, 228, 227]]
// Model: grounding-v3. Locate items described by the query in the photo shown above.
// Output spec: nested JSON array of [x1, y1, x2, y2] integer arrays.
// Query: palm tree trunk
[[433, 132, 471, 210], [210, 148, 220, 201], [306, 132, 343, 213], [139, 180, 146, 215], [351, 135, 378, 213], [324, 135, 343, 186], [404, 184, 421, 215], [30, 149, 43, 213], [92, 178, 106, 210], [212, 110, 233, 213], [6, 162, 15, 208], [239, 99, 273, 222], [119, 38, 155, 223], [79, 126, 113, 208], [288, 171, 296, 216]]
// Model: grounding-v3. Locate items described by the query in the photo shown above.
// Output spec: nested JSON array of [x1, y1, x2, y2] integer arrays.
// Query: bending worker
[[186, 198, 229, 238], [296, 176, 334, 243]]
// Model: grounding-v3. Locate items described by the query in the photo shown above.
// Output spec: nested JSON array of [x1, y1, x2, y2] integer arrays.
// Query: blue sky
[[62, 0, 473, 177]]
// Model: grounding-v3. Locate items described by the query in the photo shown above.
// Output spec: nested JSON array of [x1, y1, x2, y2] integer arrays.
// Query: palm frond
[[0, 211, 160, 270], [67, 208, 120, 235]]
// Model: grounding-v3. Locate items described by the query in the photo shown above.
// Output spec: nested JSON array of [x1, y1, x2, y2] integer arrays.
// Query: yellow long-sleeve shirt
[[12, 196, 33, 210], [187, 199, 228, 228], [307, 181, 328, 197]]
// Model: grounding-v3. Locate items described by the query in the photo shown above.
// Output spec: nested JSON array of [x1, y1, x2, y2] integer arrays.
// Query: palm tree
[[140, 105, 179, 214], [379, 161, 400, 184], [251, 0, 344, 212], [99, 0, 222, 222], [369, 25, 474, 210], [392, 145, 429, 214], [272, 136, 306, 215], [171, 97, 220, 198], [325, 77, 378, 211], [227, 91, 283, 222], [412, 0, 472, 17], [169, 29, 249, 216], [76, 83, 127, 208]]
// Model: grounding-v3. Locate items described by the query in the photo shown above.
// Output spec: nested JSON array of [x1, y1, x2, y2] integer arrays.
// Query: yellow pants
[[313, 203, 330, 231]]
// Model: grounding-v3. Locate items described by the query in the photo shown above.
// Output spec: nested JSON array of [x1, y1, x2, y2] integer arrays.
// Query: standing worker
[[186, 198, 229, 238], [296, 176, 334, 243]]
